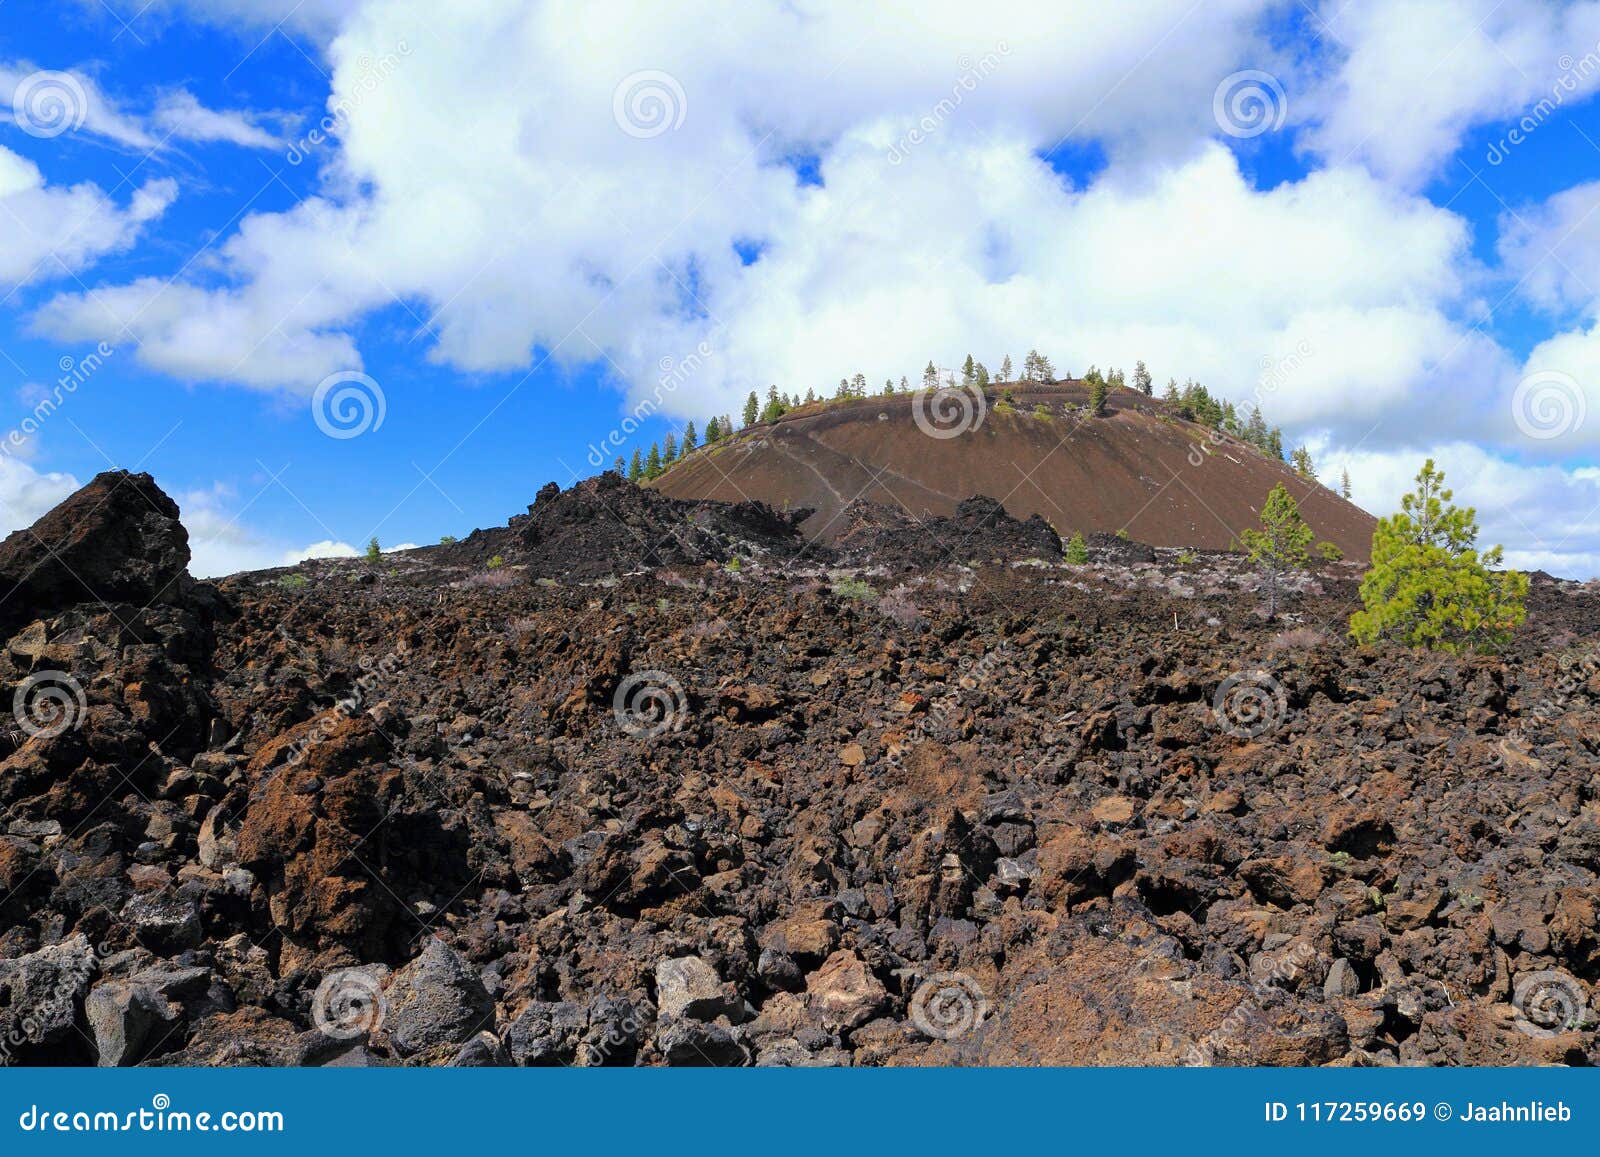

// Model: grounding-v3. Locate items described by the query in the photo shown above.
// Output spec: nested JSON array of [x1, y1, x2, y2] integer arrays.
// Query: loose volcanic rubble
[[1, 470, 1597, 1067]]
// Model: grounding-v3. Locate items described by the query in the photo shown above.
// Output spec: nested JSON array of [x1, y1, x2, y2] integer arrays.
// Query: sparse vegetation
[[1349, 459, 1527, 654], [279, 572, 309, 591], [831, 575, 876, 600], [1064, 532, 1089, 565], [486, 554, 505, 569], [1316, 541, 1344, 562]]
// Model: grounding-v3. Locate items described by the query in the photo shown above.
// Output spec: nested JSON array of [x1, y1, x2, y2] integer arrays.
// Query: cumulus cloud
[[0, 147, 176, 291], [1300, 0, 1600, 187], [0, 457, 81, 534], [177, 489, 365, 577], [30, 0, 1487, 431]]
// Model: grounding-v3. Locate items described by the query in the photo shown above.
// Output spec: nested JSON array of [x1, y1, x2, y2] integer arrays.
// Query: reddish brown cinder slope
[[653, 382, 1376, 561]]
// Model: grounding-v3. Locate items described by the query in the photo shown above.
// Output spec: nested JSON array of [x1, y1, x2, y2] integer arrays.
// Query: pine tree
[[1107, 367, 1125, 391], [705, 416, 721, 444], [761, 386, 786, 423], [975, 363, 989, 387], [366, 536, 382, 564], [1268, 428, 1284, 460], [1163, 378, 1180, 404], [922, 362, 939, 391], [742, 391, 759, 428], [836, 377, 850, 399], [1089, 374, 1109, 416], [1241, 483, 1313, 619], [1290, 445, 1316, 480], [662, 432, 677, 462], [883, 378, 895, 396], [1133, 360, 1153, 396], [804, 388, 816, 405], [1036, 352, 1055, 382], [613, 456, 626, 474], [645, 443, 662, 478], [628, 448, 644, 481], [899, 376, 910, 393], [1340, 468, 1352, 499], [852, 373, 867, 397], [1349, 460, 1527, 653], [962, 354, 976, 386], [997, 355, 1011, 383], [681, 422, 697, 455], [1064, 531, 1089, 565], [1245, 406, 1269, 449]]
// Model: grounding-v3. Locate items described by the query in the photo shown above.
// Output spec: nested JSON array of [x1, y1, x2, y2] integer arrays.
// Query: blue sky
[[2, 2, 1599, 576]]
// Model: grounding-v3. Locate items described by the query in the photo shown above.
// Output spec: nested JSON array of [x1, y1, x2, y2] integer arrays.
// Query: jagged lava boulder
[[0, 470, 190, 634]]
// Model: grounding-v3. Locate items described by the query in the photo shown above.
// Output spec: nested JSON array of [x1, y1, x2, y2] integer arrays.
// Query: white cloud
[[178, 489, 364, 577], [28, 0, 1491, 439], [0, 457, 81, 534], [95, 0, 363, 41], [1497, 178, 1600, 313], [0, 62, 157, 148], [152, 90, 282, 149], [0, 147, 175, 290], [1300, 0, 1600, 187], [2, 61, 285, 152]]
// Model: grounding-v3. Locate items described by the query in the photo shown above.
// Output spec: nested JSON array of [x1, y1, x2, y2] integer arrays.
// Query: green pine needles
[[1349, 459, 1527, 653]]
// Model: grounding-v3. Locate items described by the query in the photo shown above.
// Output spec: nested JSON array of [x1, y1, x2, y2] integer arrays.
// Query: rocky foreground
[[1, 470, 1598, 1067]]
